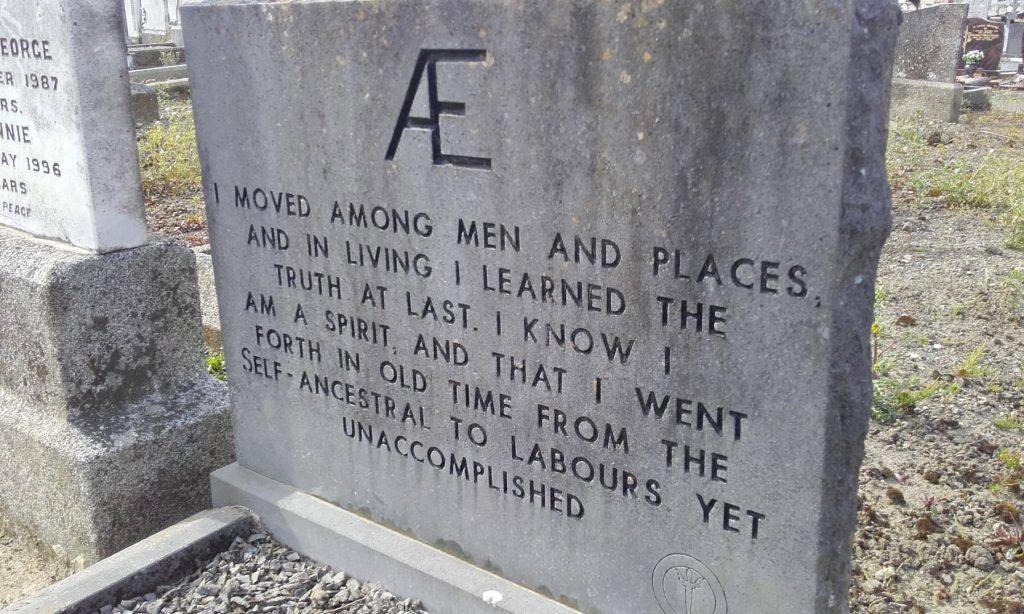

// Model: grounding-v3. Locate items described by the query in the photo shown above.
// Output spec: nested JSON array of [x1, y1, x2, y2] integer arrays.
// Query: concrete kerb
[[153, 78, 191, 97], [4, 507, 257, 614], [211, 464, 582, 614], [129, 64, 188, 83]]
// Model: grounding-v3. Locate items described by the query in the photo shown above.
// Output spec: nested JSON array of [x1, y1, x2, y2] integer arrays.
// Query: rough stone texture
[[0, 0, 148, 252], [890, 78, 964, 122], [894, 4, 968, 81], [130, 83, 160, 126], [193, 246, 223, 350], [5, 507, 255, 614], [0, 227, 235, 564], [183, 1, 900, 612]]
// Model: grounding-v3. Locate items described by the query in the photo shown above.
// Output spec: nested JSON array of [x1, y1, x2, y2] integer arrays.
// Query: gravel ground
[[93, 532, 428, 614]]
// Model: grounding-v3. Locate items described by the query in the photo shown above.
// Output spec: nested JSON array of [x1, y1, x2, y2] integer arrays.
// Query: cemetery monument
[[890, 3, 969, 123], [0, 0, 232, 564], [183, 0, 901, 612]]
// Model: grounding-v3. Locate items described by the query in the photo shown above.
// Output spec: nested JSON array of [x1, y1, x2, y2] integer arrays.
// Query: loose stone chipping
[[93, 533, 428, 614]]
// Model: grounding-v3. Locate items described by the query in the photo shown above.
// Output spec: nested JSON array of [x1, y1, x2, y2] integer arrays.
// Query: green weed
[[872, 378, 941, 424], [888, 114, 1024, 250], [994, 415, 1023, 430], [956, 344, 995, 379], [206, 352, 226, 381]]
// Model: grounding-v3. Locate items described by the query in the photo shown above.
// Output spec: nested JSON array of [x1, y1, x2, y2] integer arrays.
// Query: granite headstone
[[962, 17, 1006, 70], [183, 1, 900, 612], [894, 4, 970, 81], [0, 0, 148, 252]]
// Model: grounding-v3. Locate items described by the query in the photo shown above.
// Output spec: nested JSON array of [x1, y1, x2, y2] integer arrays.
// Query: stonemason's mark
[[653, 554, 728, 614], [385, 49, 492, 170]]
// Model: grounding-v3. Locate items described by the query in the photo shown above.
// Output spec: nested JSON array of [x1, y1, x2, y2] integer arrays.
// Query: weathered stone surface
[[890, 77, 964, 122], [0, 0, 148, 252], [894, 4, 968, 81], [131, 83, 160, 125], [0, 228, 235, 563], [183, 1, 900, 612]]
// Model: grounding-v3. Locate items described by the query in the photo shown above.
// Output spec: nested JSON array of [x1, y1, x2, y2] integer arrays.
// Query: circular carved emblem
[[653, 554, 728, 614]]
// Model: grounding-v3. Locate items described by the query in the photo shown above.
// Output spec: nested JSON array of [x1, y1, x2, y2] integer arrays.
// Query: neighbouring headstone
[[894, 4, 970, 81], [0, 0, 148, 252], [1007, 23, 1024, 58], [969, 0, 993, 18], [131, 82, 161, 125], [962, 18, 1006, 70], [0, 0, 232, 564], [183, 1, 900, 612]]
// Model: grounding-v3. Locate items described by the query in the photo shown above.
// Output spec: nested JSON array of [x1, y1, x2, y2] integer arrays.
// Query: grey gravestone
[[969, 0, 992, 18], [1007, 23, 1024, 59], [894, 4, 969, 81], [183, 1, 900, 612], [0, 0, 232, 563], [0, 0, 148, 252]]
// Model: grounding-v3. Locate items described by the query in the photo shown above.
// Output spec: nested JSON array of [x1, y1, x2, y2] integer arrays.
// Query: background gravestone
[[962, 17, 1006, 70], [894, 4, 969, 81], [968, 0, 993, 18], [0, 0, 148, 252], [0, 0, 232, 563], [1007, 22, 1024, 59], [184, 1, 901, 612]]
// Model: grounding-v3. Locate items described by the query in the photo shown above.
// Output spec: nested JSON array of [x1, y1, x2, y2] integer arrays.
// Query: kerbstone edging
[[3, 507, 256, 614], [212, 464, 581, 614]]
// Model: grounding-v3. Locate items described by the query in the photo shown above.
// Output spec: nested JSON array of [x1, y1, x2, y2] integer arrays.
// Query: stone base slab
[[0, 228, 234, 564], [211, 464, 580, 614], [5, 507, 255, 614], [0, 379, 232, 564], [890, 78, 963, 123]]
